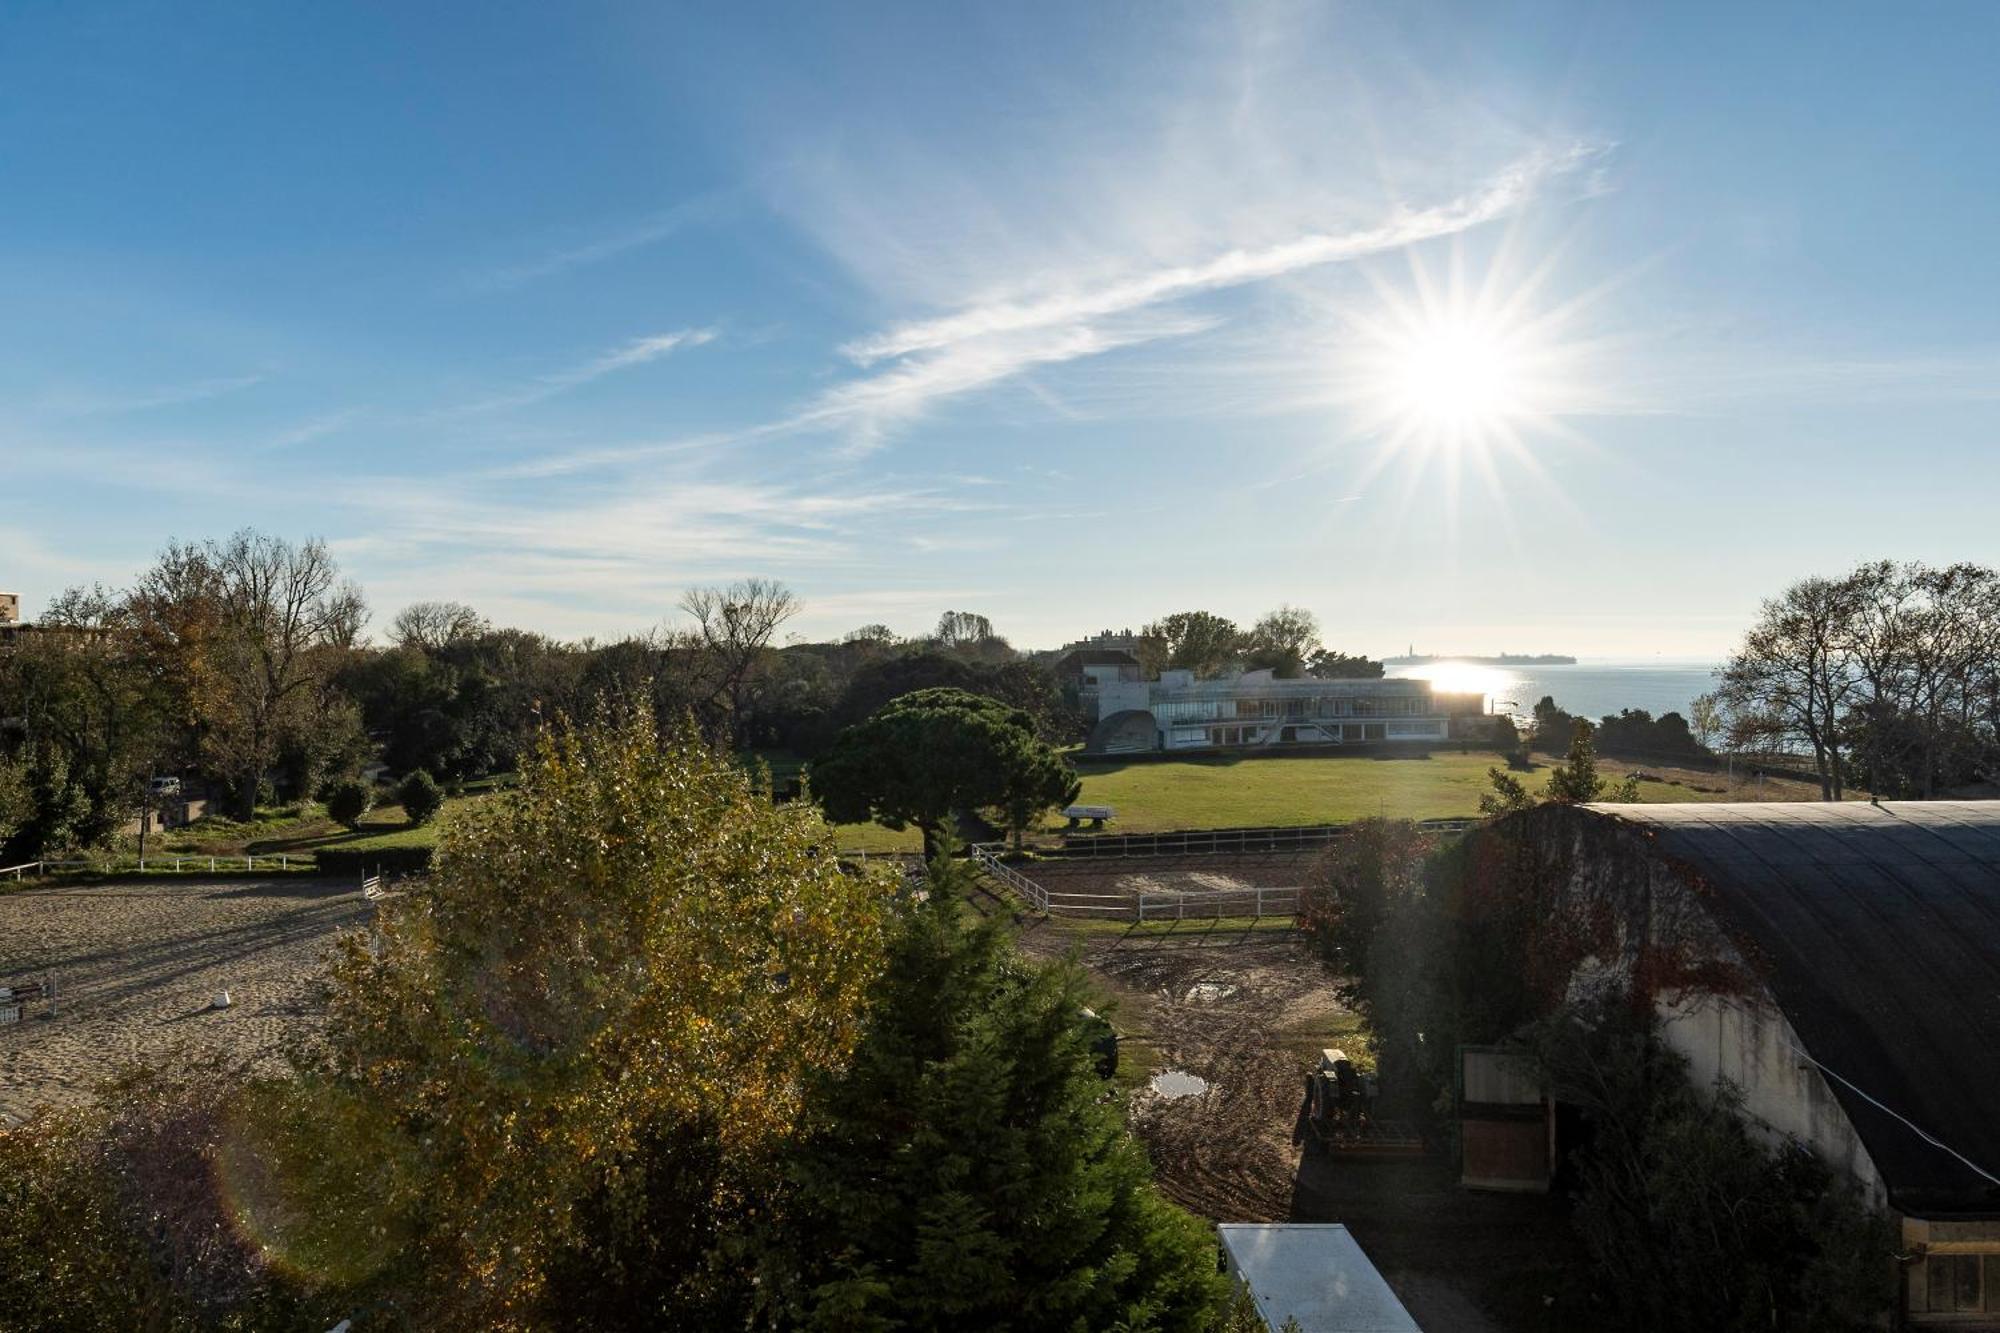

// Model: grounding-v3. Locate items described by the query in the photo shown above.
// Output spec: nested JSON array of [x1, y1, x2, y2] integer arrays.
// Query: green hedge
[[315, 845, 434, 876]]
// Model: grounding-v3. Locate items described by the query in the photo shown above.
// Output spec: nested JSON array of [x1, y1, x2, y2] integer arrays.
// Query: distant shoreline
[[1383, 653, 1578, 666]]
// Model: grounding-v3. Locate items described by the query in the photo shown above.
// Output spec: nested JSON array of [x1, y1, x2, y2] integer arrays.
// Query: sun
[[1335, 248, 1589, 463], [1385, 314, 1526, 435]]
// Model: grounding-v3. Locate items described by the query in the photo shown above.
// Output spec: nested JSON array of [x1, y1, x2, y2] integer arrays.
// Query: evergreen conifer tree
[[762, 845, 1227, 1331]]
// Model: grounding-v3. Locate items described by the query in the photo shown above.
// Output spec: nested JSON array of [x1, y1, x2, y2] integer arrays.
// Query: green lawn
[[806, 746, 1828, 850], [141, 792, 500, 858], [831, 821, 924, 853], [146, 747, 1816, 864], [1038, 749, 1828, 835]]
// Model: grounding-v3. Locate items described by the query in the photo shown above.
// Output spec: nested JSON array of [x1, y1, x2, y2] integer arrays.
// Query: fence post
[[209, 856, 216, 873]]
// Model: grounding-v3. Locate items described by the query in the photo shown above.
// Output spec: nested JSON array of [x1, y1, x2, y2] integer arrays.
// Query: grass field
[[138, 791, 501, 858], [1044, 748, 1831, 835], [136, 748, 1828, 861]]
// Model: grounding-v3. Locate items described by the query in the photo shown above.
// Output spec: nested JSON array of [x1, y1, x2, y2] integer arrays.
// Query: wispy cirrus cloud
[[44, 373, 264, 417], [781, 145, 1606, 456], [798, 312, 1221, 456], [474, 189, 739, 290], [450, 327, 716, 415], [480, 313, 1219, 473], [321, 462, 1005, 639], [482, 146, 1601, 474], [841, 143, 1607, 368]]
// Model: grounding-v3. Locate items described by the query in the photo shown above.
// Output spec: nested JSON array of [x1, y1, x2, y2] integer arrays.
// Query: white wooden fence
[[969, 844, 1299, 922], [1, 853, 306, 881], [1046, 818, 1475, 859], [1135, 885, 1299, 922]]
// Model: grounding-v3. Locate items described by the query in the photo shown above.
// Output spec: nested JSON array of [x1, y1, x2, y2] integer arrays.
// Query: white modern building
[[1083, 667, 1484, 755]]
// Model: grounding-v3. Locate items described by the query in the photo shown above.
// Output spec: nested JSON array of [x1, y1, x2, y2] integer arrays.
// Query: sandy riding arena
[[0, 878, 371, 1127], [1018, 850, 1319, 918]]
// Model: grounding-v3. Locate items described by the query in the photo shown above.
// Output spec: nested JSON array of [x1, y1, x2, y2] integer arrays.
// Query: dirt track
[[1023, 851, 1318, 912], [0, 878, 368, 1127]]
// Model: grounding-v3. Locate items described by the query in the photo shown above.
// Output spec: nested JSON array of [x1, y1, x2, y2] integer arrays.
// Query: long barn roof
[[1584, 800, 2000, 1217]]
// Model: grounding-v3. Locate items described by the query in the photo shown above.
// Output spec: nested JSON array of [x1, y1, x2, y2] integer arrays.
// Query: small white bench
[[1061, 804, 1116, 830]]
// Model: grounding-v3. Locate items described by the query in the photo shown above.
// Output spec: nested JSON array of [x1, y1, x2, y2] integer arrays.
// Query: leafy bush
[[1297, 819, 1443, 1088], [313, 844, 433, 876], [1520, 1005, 1896, 1332], [0, 1069, 343, 1331], [312, 711, 892, 1326], [396, 768, 444, 826], [324, 778, 371, 830]]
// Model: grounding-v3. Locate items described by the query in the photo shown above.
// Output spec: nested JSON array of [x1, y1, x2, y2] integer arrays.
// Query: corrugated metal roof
[[1582, 800, 2000, 1217]]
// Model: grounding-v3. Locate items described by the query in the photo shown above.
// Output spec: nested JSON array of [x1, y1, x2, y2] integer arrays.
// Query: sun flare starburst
[[1335, 247, 1596, 469], [1387, 315, 1526, 433]]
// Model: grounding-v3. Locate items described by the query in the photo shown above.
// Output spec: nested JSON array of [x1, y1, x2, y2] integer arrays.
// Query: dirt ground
[[1022, 850, 1320, 915], [0, 877, 370, 1128], [1000, 878, 1587, 1333]]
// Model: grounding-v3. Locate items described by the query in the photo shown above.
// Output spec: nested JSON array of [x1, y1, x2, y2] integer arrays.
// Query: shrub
[[0, 1068, 344, 1330], [313, 845, 433, 877], [1520, 1004, 1896, 1331], [324, 779, 371, 830], [396, 769, 444, 826], [311, 711, 892, 1326]]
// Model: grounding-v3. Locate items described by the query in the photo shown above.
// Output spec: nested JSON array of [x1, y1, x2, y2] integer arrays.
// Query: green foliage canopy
[[1142, 611, 1243, 679], [312, 710, 893, 1326], [323, 778, 372, 829], [395, 767, 443, 825], [812, 687, 1080, 843]]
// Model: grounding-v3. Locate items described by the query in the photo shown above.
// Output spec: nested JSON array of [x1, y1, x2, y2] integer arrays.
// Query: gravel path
[[0, 877, 370, 1127]]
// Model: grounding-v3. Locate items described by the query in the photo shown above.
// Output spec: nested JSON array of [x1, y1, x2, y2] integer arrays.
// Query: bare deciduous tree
[[672, 578, 800, 749], [132, 531, 367, 816], [392, 600, 490, 652], [1716, 560, 2000, 799], [1716, 575, 1862, 799]]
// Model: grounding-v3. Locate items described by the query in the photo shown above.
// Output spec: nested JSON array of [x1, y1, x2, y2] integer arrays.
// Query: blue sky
[[5, 2, 1997, 656]]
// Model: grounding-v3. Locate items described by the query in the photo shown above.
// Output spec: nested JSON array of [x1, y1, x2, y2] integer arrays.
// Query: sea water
[[1385, 659, 1723, 725]]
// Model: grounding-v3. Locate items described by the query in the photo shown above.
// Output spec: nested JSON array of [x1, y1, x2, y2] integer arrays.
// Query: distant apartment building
[[1082, 666, 1484, 755], [1052, 646, 1144, 691], [1059, 627, 1149, 658]]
